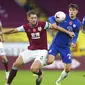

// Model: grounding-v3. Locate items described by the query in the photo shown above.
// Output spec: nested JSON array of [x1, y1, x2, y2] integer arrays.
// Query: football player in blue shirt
[[82, 16, 85, 33], [47, 3, 82, 85]]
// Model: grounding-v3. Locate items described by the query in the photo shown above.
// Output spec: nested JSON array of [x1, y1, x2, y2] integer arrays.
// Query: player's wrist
[[67, 31, 71, 35]]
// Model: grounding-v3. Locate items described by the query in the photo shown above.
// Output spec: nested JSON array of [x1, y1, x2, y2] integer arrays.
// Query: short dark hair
[[27, 10, 37, 16], [68, 3, 79, 10]]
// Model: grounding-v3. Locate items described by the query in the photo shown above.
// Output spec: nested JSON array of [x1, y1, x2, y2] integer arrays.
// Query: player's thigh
[[60, 47, 72, 64], [31, 60, 41, 71], [48, 45, 58, 64], [13, 56, 24, 68], [1, 55, 8, 62], [19, 49, 36, 64], [47, 54, 55, 65], [34, 50, 48, 67]]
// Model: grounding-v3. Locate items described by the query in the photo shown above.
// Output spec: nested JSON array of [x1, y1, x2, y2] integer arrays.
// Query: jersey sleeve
[[72, 30, 79, 43], [82, 16, 85, 25], [72, 21, 81, 43], [48, 16, 56, 24], [44, 22, 51, 29], [16, 25, 25, 32]]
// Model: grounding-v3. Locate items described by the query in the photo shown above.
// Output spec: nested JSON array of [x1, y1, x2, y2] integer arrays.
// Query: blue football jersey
[[82, 16, 85, 25], [48, 14, 82, 47]]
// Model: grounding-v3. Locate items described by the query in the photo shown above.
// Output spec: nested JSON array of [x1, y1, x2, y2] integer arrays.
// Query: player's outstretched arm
[[50, 23, 75, 38], [0, 21, 4, 42], [3, 25, 25, 34], [48, 16, 75, 38], [3, 28, 19, 34]]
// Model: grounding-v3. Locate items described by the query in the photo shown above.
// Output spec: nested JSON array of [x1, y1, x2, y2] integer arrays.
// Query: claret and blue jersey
[[48, 14, 82, 64]]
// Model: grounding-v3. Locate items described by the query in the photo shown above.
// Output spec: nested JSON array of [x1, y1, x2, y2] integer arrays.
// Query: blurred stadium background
[[0, 0, 85, 85]]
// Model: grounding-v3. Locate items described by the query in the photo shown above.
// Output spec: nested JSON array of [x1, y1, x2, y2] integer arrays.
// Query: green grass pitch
[[0, 70, 85, 85]]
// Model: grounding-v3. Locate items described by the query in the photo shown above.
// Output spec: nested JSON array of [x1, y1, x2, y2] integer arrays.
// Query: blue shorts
[[48, 44, 72, 64]]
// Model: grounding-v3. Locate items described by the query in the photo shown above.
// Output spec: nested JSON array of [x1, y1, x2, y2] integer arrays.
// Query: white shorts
[[19, 49, 48, 66], [0, 42, 6, 56]]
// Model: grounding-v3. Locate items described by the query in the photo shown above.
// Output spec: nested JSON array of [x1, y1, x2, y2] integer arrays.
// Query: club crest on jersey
[[69, 21, 72, 25], [73, 24, 76, 28], [38, 27, 42, 31]]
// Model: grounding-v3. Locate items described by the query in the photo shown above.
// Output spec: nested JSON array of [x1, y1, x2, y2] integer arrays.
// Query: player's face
[[27, 14, 38, 25], [69, 7, 78, 19]]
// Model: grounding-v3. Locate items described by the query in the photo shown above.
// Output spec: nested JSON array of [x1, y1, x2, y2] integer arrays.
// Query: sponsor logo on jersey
[[31, 32, 40, 39]]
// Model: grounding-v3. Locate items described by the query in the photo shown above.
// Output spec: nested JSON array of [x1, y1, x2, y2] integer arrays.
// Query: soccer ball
[[54, 11, 66, 22]]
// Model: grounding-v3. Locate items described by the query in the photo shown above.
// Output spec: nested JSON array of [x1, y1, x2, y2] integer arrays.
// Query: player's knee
[[1, 56, 8, 62], [13, 62, 18, 68], [2, 59, 8, 63], [64, 63, 71, 72], [30, 66, 38, 73], [65, 67, 71, 72], [13, 57, 24, 68], [47, 55, 54, 65], [47, 60, 54, 65], [13, 61, 22, 69]]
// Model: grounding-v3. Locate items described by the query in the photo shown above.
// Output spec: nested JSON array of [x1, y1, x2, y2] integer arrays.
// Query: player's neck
[[29, 22, 38, 28]]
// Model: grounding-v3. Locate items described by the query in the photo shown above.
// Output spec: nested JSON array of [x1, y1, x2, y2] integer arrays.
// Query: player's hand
[[81, 25, 85, 34], [1, 38, 4, 42], [68, 31, 75, 38], [71, 43, 76, 48]]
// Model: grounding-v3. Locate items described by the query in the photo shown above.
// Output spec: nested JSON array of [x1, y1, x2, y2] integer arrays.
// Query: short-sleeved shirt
[[48, 14, 82, 47], [17, 21, 51, 50]]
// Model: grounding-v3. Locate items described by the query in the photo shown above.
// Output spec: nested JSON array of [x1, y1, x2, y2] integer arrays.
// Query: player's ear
[[27, 15, 29, 21], [76, 10, 78, 14]]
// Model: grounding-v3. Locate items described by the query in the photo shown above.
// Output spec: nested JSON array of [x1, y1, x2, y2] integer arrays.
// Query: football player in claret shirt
[[0, 21, 9, 79], [47, 3, 82, 85], [3, 10, 75, 85]]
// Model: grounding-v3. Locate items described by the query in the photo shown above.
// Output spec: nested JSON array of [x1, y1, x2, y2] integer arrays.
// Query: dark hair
[[68, 3, 79, 10], [27, 10, 37, 16]]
